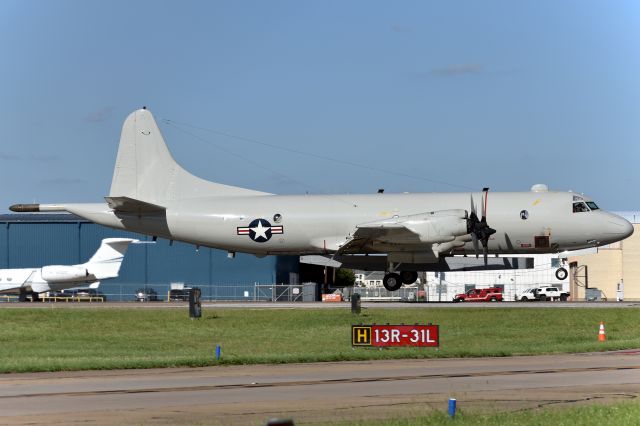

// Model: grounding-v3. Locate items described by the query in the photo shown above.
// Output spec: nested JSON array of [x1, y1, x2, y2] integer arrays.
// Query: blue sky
[[1, 1, 638, 211]]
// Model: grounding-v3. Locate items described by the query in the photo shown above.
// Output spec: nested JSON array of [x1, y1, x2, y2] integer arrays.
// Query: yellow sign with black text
[[352, 326, 372, 346]]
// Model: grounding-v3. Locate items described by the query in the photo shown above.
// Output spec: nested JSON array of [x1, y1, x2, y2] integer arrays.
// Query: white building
[[423, 254, 568, 302], [355, 253, 568, 301]]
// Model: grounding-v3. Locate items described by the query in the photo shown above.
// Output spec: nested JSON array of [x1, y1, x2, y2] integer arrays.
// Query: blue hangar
[[0, 214, 303, 301]]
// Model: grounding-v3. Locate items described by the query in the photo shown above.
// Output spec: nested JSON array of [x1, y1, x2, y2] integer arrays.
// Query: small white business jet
[[0, 238, 136, 300], [10, 109, 633, 291]]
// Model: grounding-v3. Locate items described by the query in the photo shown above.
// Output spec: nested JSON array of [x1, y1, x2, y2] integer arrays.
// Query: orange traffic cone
[[598, 322, 606, 342]]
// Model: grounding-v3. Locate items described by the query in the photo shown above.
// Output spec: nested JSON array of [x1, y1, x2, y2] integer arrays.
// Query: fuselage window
[[573, 202, 590, 213], [586, 202, 599, 210]]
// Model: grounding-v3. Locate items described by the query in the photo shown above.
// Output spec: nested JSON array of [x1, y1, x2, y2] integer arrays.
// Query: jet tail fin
[[84, 238, 137, 280], [109, 108, 269, 204]]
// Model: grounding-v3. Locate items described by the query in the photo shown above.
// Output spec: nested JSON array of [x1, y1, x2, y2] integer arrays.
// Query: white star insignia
[[251, 220, 270, 240]]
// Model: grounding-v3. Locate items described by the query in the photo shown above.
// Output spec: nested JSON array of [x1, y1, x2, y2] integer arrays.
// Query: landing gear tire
[[399, 271, 418, 285], [555, 267, 568, 280], [383, 273, 403, 292]]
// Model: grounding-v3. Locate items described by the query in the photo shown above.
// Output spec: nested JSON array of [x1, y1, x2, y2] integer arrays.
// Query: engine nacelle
[[403, 210, 469, 244], [41, 265, 89, 283]]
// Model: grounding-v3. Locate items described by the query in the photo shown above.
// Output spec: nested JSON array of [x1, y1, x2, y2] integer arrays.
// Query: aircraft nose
[[603, 214, 634, 240]]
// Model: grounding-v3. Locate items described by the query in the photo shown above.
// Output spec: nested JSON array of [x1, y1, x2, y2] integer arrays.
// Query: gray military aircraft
[[11, 108, 634, 291]]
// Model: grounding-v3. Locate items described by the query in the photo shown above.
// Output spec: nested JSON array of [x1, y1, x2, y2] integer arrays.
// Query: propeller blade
[[472, 233, 479, 259], [470, 193, 477, 216], [482, 187, 489, 219], [480, 234, 491, 266], [469, 189, 494, 263]]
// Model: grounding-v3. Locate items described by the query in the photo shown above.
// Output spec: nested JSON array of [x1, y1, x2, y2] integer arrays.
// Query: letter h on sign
[[352, 326, 372, 346]]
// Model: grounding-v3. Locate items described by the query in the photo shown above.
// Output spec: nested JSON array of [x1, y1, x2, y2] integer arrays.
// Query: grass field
[[340, 401, 640, 426], [0, 306, 639, 373]]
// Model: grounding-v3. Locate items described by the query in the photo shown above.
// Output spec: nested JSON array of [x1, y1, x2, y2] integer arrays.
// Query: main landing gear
[[383, 270, 418, 292]]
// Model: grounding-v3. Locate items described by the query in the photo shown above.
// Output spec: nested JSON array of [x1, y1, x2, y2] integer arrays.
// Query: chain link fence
[[350, 286, 424, 302], [99, 283, 306, 302], [2, 283, 431, 303]]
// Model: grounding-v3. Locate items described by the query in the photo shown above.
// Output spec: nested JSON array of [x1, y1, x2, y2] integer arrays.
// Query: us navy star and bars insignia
[[237, 218, 283, 243]]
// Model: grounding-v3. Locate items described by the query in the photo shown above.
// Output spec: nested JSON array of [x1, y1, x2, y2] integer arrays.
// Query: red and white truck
[[453, 287, 503, 302]]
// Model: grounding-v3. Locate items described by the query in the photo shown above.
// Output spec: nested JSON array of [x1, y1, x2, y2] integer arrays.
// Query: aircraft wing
[[340, 209, 469, 253]]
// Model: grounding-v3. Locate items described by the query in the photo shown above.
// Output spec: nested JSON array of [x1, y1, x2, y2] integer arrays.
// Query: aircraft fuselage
[[64, 190, 631, 258]]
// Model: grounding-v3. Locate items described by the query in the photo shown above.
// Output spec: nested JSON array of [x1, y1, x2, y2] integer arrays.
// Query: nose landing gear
[[555, 267, 568, 280]]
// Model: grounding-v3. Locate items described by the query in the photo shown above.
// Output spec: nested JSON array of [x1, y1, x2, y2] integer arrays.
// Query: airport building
[[0, 214, 301, 301], [353, 254, 569, 302], [568, 211, 639, 301], [421, 254, 568, 302]]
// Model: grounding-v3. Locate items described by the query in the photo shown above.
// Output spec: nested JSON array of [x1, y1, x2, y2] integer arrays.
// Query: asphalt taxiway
[[1, 351, 638, 425]]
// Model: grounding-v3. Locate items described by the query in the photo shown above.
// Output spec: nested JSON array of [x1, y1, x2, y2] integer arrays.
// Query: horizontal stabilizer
[[105, 196, 165, 214]]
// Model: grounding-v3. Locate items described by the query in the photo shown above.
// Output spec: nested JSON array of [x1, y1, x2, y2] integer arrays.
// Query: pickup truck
[[519, 287, 569, 301], [453, 287, 503, 302]]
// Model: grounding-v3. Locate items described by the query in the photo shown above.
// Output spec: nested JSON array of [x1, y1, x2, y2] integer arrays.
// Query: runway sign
[[352, 324, 439, 347]]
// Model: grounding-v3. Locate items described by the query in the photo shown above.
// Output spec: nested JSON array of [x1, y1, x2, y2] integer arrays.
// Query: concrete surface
[[1, 351, 638, 424]]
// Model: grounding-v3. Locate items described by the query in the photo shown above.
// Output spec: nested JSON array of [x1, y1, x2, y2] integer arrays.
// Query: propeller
[[467, 188, 497, 265]]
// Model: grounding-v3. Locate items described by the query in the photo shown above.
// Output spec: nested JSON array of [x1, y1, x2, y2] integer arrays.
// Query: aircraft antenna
[[161, 118, 475, 191], [161, 119, 362, 207]]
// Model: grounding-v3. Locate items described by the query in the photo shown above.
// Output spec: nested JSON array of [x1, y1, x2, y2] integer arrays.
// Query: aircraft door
[[534, 236, 549, 249]]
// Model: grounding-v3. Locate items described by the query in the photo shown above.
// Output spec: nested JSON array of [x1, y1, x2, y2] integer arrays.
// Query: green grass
[[0, 306, 638, 373], [335, 401, 640, 425]]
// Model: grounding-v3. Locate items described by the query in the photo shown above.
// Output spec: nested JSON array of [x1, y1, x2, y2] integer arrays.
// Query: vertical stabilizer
[[84, 238, 136, 280], [109, 108, 269, 203]]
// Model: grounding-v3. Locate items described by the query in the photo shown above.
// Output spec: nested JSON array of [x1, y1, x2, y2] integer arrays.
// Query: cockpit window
[[573, 202, 590, 213], [586, 201, 599, 210]]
